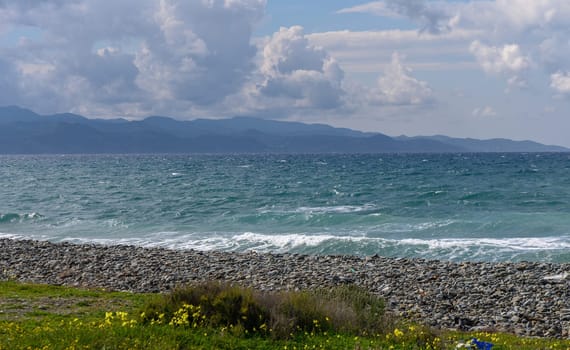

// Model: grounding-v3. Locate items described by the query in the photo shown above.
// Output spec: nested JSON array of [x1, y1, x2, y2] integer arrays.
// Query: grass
[[1, 281, 570, 349], [140, 282, 390, 339]]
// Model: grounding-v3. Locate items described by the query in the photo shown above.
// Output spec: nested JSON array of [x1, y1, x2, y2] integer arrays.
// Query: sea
[[1, 153, 570, 263]]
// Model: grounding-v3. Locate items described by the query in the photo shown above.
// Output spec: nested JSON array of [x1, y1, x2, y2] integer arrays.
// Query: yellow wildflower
[[394, 328, 404, 337]]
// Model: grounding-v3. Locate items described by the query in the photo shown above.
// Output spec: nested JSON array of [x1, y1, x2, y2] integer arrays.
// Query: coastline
[[1, 238, 569, 338]]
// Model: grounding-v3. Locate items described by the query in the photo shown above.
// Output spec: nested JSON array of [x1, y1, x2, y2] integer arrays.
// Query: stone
[[1, 238, 570, 338]]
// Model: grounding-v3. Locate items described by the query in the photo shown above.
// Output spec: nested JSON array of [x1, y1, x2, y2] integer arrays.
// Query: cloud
[[538, 35, 570, 72], [550, 71, 570, 95], [134, 0, 265, 106], [255, 26, 345, 109], [337, 2, 401, 18], [249, 30, 434, 115], [338, 1, 570, 95], [307, 29, 481, 74], [0, 0, 266, 116], [345, 0, 570, 39], [472, 106, 497, 117], [469, 40, 531, 88], [453, 0, 570, 35], [4, 0, 566, 122], [1, 0, 433, 119], [368, 53, 433, 105], [469, 41, 530, 74], [338, 0, 452, 34]]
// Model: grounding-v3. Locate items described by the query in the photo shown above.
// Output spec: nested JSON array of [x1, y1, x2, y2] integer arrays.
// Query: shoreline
[[1, 238, 570, 338]]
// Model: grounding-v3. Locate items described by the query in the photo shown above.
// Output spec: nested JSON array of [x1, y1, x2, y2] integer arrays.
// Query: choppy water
[[1, 153, 570, 262]]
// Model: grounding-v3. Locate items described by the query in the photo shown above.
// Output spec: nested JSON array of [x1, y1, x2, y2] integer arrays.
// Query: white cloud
[[15, 61, 55, 76], [255, 26, 345, 109], [469, 40, 530, 74], [455, 0, 570, 35], [368, 53, 433, 105], [244, 28, 439, 118], [550, 71, 570, 95], [307, 29, 481, 74], [472, 106, 497, 117], [469, 40, 531, 89], [338, 1, 570, 95], [337, 2, 401, 18], [342, 0, 570, 36]]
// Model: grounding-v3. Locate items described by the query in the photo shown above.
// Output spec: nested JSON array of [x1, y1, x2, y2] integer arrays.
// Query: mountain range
[[0, 106, 567, 154]]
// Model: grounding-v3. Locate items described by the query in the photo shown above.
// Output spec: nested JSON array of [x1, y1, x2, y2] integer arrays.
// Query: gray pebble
[[1, 238, 569, 338]]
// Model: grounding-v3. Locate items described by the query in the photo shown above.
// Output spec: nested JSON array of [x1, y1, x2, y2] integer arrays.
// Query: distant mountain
[[396, 135, 569, 153], [0, 106, 567, 154], [0, 105, 42, 123]]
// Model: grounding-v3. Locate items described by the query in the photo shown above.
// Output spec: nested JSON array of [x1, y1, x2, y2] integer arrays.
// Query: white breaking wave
[[295, 205, 375, 214], [132, 232, 570, 255], [0, 233, 25, 240], [224, 233, 570, 252], [372, 220, 456, 233], [0, 212, 43, 221], [400, 236, 570, 251], [0, 232, 51, 241], [230, 232, 363, 250], [3, 231, 570, 261], [258, 204, 377, 215], [4, 231, 570, 252]]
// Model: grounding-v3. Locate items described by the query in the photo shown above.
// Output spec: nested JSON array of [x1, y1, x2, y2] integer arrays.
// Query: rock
[[1, 237, 570, 338]]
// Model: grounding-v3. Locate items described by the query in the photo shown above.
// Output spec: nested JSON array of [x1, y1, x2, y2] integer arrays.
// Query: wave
[[224, 233, 570, 254], [185, 232, 570, 262], [459, 191, 504, 201], [0, 212, 43, 224], [400, 236, 570, 251], [0, 232, 53, 241], [259, 204, 377, 215], [49, 232, 361, 252], [0, 233, 26, 240], [370, 220, 456, 234], [3, 231, 570, 262], [229, 232, 352, 250], [295, 205, 376, 214]]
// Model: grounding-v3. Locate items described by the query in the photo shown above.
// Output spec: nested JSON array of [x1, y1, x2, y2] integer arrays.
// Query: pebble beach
[[1, 238, 570, 338]]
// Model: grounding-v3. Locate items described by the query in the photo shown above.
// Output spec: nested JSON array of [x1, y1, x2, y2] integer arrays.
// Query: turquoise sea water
[[1, 153, 570, 262]]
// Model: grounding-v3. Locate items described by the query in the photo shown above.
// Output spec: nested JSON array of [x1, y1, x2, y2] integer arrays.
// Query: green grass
[[1, 281, 570, 349]]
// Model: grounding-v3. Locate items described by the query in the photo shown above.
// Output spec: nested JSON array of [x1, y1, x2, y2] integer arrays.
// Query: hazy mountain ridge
[[395, 135, 569, 153], [0, 106, 567, 154]]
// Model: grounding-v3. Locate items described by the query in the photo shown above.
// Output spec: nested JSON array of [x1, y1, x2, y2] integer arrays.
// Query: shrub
[[140, 282, 389, 339], [265, 290, 330, 338], [141, 282, 269, 334], [319, 285, 388, 334]]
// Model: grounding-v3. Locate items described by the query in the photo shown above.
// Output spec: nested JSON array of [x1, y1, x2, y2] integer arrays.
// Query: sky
[[0, 0, 569, 147]]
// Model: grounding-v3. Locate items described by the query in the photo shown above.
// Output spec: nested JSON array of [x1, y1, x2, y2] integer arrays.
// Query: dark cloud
[[383, 0, 451, 34], [0, 0, 265, 115], [0, 0, 440, 118], [134, 0, 263, 106]]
